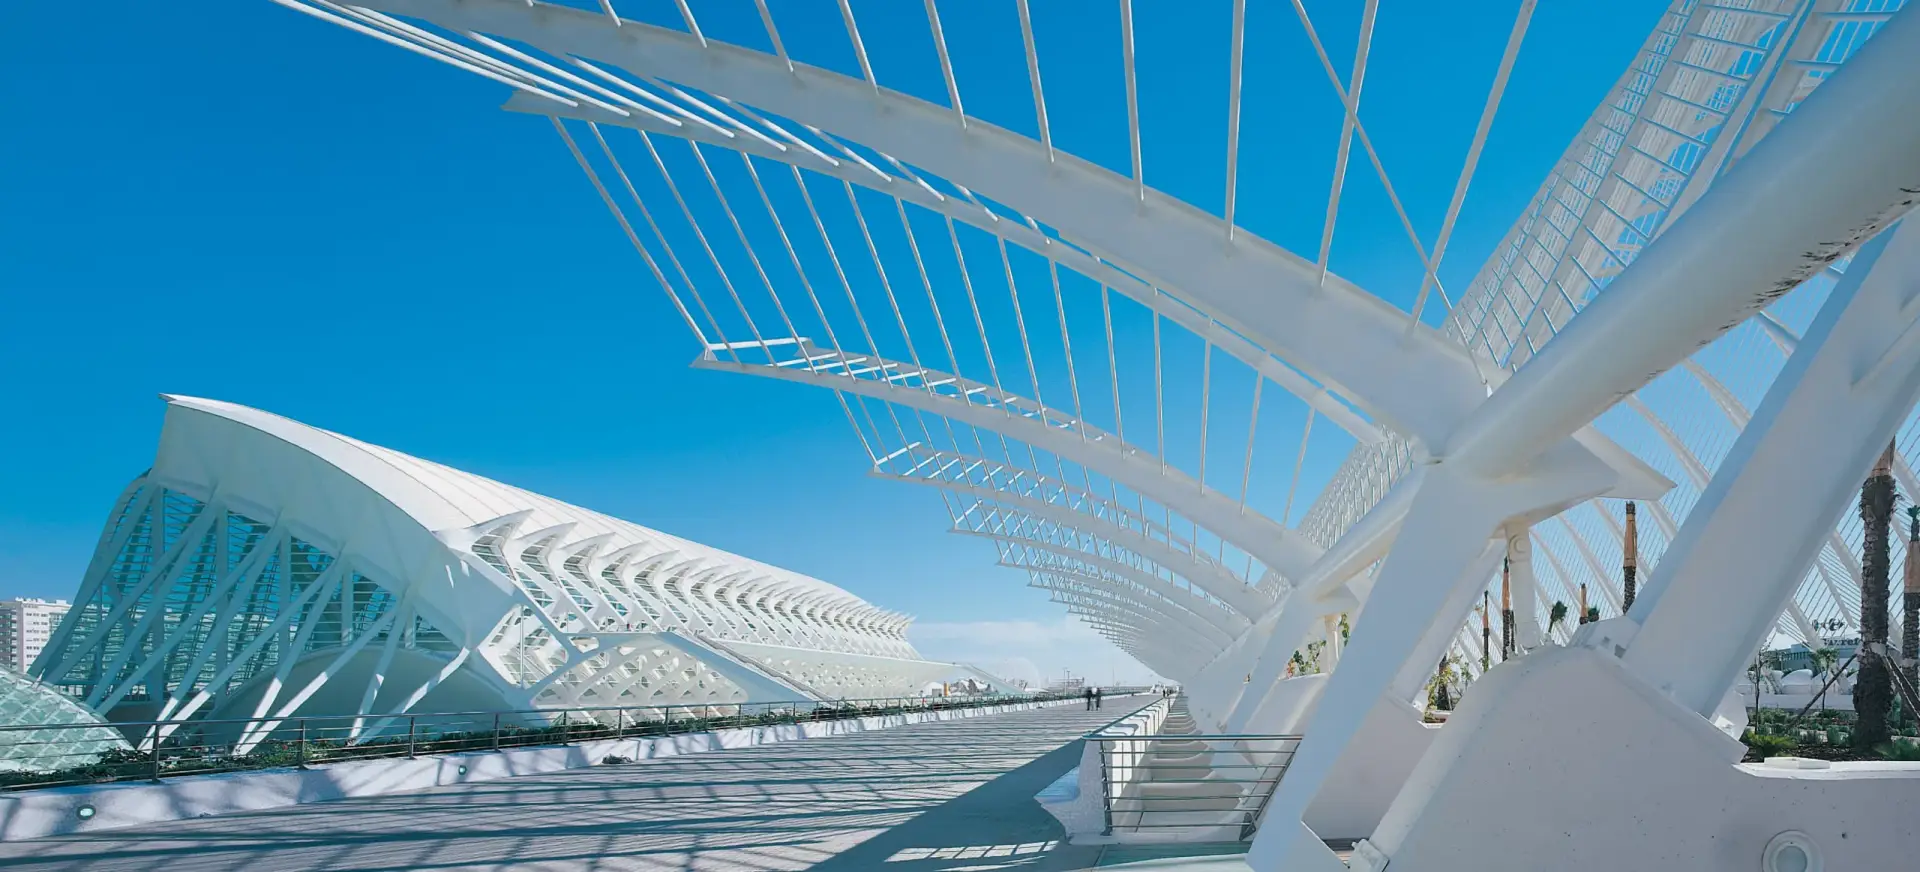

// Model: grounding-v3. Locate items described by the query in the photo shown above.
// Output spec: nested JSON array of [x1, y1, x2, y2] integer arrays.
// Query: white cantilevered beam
[[349, 0, 1493, 449], [521, 95, 1385, 444]]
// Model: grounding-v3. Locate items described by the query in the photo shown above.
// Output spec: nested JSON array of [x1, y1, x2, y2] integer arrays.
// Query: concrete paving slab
[[0, 701, 1142, 872]]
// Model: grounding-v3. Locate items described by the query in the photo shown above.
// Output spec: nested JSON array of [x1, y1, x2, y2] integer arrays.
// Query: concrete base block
[[1365, 646, 1920, 871]]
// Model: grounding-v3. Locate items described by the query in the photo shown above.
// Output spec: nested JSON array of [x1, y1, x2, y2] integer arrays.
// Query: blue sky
[[0, 0, 1668, 684]]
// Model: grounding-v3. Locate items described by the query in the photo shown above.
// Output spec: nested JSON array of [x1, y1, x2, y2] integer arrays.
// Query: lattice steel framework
[[35, 396, 1000, 746]]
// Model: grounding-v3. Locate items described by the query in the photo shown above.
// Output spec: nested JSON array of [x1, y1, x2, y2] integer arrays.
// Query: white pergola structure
[[35, 396, 1000, 749], [265, 1, 1920, 868]]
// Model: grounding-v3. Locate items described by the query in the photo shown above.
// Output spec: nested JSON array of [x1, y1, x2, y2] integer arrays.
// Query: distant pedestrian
[[1084, 687, 1095, 710], [1094, 687, 1103, 709]]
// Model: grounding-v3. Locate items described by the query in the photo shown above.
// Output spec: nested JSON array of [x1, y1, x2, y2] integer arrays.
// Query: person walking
[[1094, 687, 1103, 709], [1084, 686, 1095, 710]]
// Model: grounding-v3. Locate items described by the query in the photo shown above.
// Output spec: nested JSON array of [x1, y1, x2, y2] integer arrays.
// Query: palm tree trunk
[[1623, 501, 1639, 612], [1501, 558, 1515, 660], [1904, 508, 1920, 697], [1481, 593, 1492, 673], [1856, 441, 1897, 750]]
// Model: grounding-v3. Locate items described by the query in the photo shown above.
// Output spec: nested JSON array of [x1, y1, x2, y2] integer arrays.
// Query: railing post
[[406, 715, 417, 759], [149, 728, 163, 784], [492, 712, 502, 752], [296, 719, 308, 770], [1099, 739, 1114, 836]]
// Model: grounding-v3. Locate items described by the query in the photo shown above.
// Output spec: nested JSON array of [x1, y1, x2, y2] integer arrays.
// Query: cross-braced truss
[[35, 397, 1004, 745]]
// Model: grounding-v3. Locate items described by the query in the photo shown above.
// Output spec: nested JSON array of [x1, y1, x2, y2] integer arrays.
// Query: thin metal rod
[[1281, 408, 1316, 524], [642, 134, 774, 355], [1198, 341, 1213, 491], [269, 0, 577, 108], [1238, 377, 1264, 514], [1312, 0, 1377, 285], [1225, 0, 1248, 239], [753, 0, 793, 72], [673, 0, 704, 45], [1407, 0, 1537, 330], [926, 0, 965, 126], [552, 120, 708, 346], [1290, 0, 1446, 309], [1015, 0, 1054, 163], [1121, 0, 1143, 202], [837, 0, 878, 94], [1102, 285, 1125, 442]]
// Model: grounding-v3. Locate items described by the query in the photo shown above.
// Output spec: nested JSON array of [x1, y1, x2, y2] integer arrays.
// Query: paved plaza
[[0, 701, 1199, 872]]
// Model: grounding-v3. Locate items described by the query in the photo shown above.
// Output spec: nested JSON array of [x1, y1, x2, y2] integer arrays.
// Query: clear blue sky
[[0, 0, 1667, 683]]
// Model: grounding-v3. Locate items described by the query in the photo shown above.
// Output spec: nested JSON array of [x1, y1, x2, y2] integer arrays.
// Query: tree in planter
[[1812, 647, 1840, 711], [1548, 601, 1569, 639], [1857, 441, 1897, 750]]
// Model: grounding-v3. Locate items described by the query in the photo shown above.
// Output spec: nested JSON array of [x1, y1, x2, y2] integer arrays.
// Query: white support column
[[1223, 587, 1357, 733], [1507, 529, 1541, 651], [1248, 434, 1625, 869], [1624, 220, 1920, 717]]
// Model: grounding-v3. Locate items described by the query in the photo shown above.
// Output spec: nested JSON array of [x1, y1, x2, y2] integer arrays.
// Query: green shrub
[[1877, 740, 1920, 761], [1742, 730, 1796, 759]]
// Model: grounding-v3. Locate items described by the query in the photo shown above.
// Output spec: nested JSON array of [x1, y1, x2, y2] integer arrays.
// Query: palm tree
[[1430, 655, 1456, 711], [1548, 601, 1569, 638], [1905, 507, 1920, 691], [1857, 441, 1897, 750], [1501, 558, 1515, 660], [1623, 501, 1639, 612], [1480, 595, 1492, 673]]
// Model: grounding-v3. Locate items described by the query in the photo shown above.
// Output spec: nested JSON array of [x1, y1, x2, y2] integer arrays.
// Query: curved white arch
[[878, 466, 1268, 618], [958, 526, 1242, 637], [698, 344, 1324, 582]]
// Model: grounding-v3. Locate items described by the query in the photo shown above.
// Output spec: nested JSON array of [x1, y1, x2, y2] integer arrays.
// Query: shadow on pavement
[[806, 739, 1103, 871]]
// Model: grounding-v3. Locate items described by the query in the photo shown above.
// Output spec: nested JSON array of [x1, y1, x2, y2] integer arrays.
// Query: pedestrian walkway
[[0, 699, 1153, 871]]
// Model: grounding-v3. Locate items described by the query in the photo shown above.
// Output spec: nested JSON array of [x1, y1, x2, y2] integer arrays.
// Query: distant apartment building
[[0, 598, 71, 672]]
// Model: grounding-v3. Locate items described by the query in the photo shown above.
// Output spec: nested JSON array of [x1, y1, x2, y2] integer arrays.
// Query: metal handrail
[[1082, 695, 1175, 737], [0, 691, 1073, 792], [0, 692, 1047, 735], [1086, 732, 1306, 741], [1082, 699, 1301, 841]]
